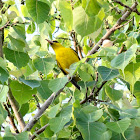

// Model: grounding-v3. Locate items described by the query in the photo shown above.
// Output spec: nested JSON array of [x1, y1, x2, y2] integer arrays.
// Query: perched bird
[[46, 39, 80, 90]]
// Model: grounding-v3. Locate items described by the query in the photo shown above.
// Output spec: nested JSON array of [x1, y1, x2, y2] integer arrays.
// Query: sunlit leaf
[[73, 6, 102, 37], [111, 44, 138, 70], [26, 0, 50, 24]]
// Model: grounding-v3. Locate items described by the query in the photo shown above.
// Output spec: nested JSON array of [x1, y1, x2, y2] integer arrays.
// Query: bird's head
[[46, 39, 61, 49]]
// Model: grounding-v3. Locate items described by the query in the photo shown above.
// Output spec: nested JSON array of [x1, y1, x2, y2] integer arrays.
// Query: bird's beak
[[45, 39, 53, 45]]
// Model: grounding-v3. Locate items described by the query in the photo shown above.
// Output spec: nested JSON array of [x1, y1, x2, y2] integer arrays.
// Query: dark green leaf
[[48, 77, 68, 92], [106, 118, 131, 133], [0, 67, 9, 84], [37, 80, 52, 100], [105, 86, 123, 101], [4, 48, 30, 68], [10, 81, 37, 105], [19, 77, 40, 89], [98, 66, 119, 81], [33, 57, 55, 75]]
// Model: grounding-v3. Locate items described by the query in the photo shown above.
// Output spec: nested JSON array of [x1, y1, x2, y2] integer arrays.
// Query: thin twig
[[117, 45, 125, 54], [114, 18, 133, 30], [32, 94, 40, 109], [30, 124, 49, 140], [113, 0, 132, 11], [91, 72, 99, 94], [113, 0, 140, 15], [80, 81, 107, 104]]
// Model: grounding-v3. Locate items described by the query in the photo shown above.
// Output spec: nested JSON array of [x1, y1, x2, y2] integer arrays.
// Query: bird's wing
[[71, 48, 80, 60], [57, 60, 67, 75]]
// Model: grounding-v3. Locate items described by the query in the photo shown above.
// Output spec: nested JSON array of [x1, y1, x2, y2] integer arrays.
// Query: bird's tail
[[70, 78, 80, 90]]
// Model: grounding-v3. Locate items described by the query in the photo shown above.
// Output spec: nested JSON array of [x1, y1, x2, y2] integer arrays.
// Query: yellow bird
[[46, 39, 80, 90]]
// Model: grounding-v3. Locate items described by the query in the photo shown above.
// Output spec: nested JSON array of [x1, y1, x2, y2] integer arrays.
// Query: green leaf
[[58, 128, 71, 138], [9, 25, 26, 40], [120, 109, 138, 119], [20, 103, 29, 117], [26, 0, 50, 24], [105, 86, 123, 101], [73, 105, 106, 140], [8, 35, 26, 52], [33, 57, 55, 75], [73, 6, 102, 37], [82, 0, 101, 16], [124, 62, 140, 88], [37, 80, 52, 100], [0, 67, 9, 84], [134, 81, 140, 106], [49, 105, 72, 133], [0, 57, 7, 70], [15, 132, 29, 140], [106, 118, 131, 133], [78, 65, 92, 81], [47, 103, 60, 118], [98, 66, 119, 81], [0, 103, 7, 125], [108, 108, 120, 121], [19, 77, 40, 89], [59, 0, 73, 30], [111, 44, 138, 71], [27, 21, 35, 34], [77, 121, 106, 140], [48, 77, 68, 92], [0, 85, 9, 103], [4, 47, 30, 68], [10, 81, 37, 105], [40, 115, 54, 138], [102, 131, 112, 140]]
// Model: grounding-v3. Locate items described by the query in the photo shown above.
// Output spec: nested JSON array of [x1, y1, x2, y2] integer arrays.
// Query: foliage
[[0, 0, 140, 140]]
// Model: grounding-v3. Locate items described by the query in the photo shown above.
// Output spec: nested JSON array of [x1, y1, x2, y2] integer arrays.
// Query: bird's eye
[[53, 40, 58, 43]]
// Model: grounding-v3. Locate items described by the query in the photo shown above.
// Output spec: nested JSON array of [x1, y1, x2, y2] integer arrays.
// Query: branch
[[86, 2, 138, 62], [80, 81, 107, 104], [0, 0, 4, 58], [113, 0, 132, 11], [3, 103, 19, 133], [8, 81, 26, 131], [113, 0, 140, 15], [23, 86, 65, 132], [0, 21, 10, 31], [30, 124, 49, 140], [70, 31, 83, 59]]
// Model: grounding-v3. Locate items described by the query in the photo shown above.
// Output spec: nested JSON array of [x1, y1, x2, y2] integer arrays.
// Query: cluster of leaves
[[0, 0, 140, 140]]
